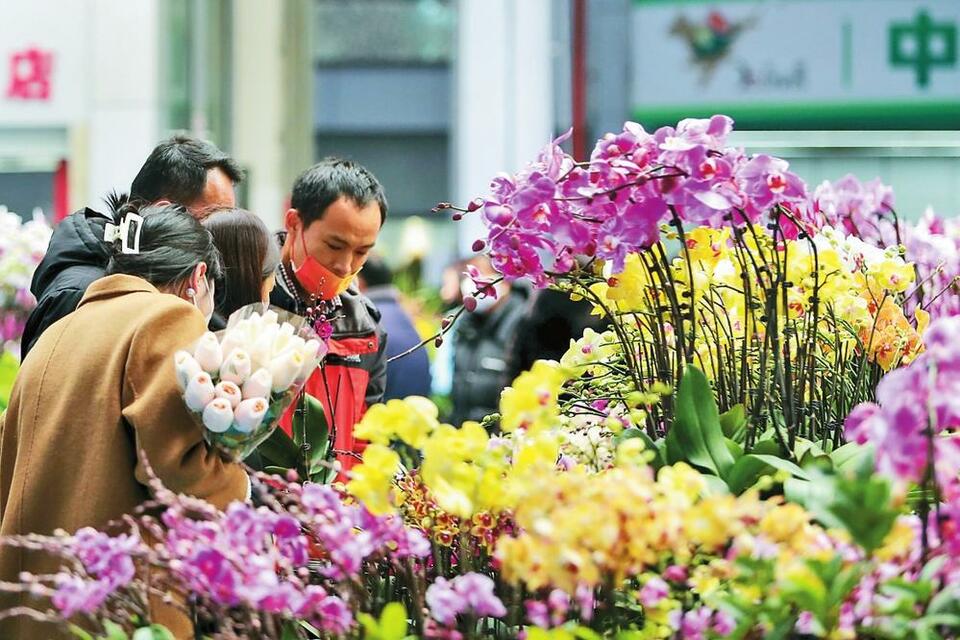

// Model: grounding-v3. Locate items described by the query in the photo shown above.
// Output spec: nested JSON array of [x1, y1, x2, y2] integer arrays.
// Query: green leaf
[[702, 473, 731, 495], [797, 467, 899, 553], [793, 437, 824, 462], [616, 428, 664, 469], [830, 442, 870, 471], [670, 365, 735, 478], [725, 437, 744, 460], [257, 428, 300, 470], [719, 404, 747, 442], [132, 626, 175, 640], [100, 621, 129, 640], [304, 394, 331, 469], [280, 620, 302, 640], [745, 454, 810, 481], [750, 436, 783, 457], [920, 556, 948, 586], [726, 455, 774, 494], [68, 625, 96, 640], [928, 586, 960, 615], [919, 614, 960, 630]]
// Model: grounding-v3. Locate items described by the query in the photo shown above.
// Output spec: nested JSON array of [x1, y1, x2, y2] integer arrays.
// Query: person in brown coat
[[0, 204, 249, 639]]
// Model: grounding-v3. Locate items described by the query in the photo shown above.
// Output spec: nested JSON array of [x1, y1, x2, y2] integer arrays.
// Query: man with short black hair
[[270, 158, 388, 475], [128, 134, 244, 217], [21, 135, 243, 357]]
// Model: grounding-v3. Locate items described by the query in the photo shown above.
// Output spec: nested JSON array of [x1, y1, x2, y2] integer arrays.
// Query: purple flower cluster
[[37, 479, 430, 636], [525, 585, 595, 628], [845, 316, 960, 497], [813, 174, 897, 246], [298, 483, 430, 579], [50, 527, 140, 617], [161, 500, 352, 634], [902, 210, 960, 320], [473, 116, 811, 286], [425, 573, 507, 629]]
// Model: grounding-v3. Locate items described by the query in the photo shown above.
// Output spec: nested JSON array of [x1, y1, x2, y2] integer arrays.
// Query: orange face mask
[[292, 231, 358, 301]]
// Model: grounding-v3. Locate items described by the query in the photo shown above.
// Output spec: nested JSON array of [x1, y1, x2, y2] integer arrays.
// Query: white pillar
[[232, 0, 312, 230], [86, 0, 161, 205], [453, 0, 555, 254]]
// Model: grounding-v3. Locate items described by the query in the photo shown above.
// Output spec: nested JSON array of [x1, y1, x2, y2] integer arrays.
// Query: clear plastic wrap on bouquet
[[175, 303, 327, 460]]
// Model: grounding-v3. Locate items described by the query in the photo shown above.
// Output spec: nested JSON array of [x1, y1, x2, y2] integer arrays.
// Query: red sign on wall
[[6, 47, 54, 101]]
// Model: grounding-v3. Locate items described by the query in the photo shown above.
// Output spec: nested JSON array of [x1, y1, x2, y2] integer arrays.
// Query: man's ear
[[284, 208, 302, 234]]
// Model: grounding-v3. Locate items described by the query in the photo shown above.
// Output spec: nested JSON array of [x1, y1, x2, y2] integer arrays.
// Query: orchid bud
[[471, 239, 486, 252], [467, 200, 481, 212], [463, 295, 478, 312]]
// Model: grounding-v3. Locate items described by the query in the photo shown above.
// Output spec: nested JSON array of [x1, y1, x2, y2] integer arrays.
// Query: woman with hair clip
[[202, 207, 280, 328], [0, 204, 249, 639]]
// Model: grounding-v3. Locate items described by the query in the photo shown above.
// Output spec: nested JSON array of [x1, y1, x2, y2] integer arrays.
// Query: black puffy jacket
[[450, 291, 527, 425], [22, 209, 113, 359]]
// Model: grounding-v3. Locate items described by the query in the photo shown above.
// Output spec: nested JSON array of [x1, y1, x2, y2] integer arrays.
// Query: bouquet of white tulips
[[174, 304, 326, 459]]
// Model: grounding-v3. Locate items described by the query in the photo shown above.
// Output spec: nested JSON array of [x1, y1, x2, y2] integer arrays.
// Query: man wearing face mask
[[270, 158, 388, 474], [449, 256, 529, 426]]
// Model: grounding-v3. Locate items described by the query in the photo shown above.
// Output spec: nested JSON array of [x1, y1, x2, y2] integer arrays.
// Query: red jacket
[[271, 272, 387, 476]]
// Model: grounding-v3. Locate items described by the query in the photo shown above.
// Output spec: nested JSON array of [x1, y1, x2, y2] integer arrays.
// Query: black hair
[[203, 208, 280, 319], [359, 254, 392, 288], [105, 203, 223, 288], [129, 135, 244, 208], [290, 157, 388, 227]]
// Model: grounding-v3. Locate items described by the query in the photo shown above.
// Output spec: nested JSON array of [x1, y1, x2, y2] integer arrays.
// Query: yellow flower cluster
[[348, 385, 568, 519], [586, 224, 924, 374], [495, 462, 845, 599]]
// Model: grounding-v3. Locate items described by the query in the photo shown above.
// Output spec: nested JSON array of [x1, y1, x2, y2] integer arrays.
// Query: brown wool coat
[[0, 274, 249, 639]]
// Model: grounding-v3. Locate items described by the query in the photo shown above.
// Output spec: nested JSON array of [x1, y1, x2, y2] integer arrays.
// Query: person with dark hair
[[270, 157, 388, 474], [0, 204, 249, 639], [129, 134, 244, 216], [202, 208, 280, 327], [450, 256, 528, 426], [21, 135, 244, 358], [505, 289, 610, 382], [358, 255, 432, 401]]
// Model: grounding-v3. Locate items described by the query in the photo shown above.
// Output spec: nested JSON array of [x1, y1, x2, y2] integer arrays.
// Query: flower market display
[[3, 118, 960, 639]]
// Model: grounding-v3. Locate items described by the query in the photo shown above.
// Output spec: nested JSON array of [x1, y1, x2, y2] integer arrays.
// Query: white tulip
[[174, 350, 203, 391], [214, 380, 243, 409], [193, 332, 223, 373], [202, 398, 235, 433], [220, 348, 252, 385], [250, 324, 279, 371], [219, 331, 245, 362], [184, 372, 216, 411], [295, 339, 323, 383], [269, 349, 305, 392], [262, 309, 279, 326], [234, 397, 269, 434], [242, 368, 273, 400]]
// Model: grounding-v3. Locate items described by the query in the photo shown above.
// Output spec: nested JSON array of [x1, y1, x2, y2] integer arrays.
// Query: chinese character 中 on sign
[[6, 47, 54, 101]]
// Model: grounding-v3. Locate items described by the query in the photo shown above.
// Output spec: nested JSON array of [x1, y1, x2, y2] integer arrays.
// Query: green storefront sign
[[630, 0, 960, 129]]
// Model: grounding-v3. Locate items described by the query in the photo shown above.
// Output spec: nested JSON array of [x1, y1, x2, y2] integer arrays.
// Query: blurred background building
[[1, 0, 958, 281]]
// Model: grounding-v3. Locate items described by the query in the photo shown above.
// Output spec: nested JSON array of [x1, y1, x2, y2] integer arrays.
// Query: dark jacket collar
[[31, 208, 113, 298]]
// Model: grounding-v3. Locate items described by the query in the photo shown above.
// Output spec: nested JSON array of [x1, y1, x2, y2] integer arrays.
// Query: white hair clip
[[103, 212, 144, 254]]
